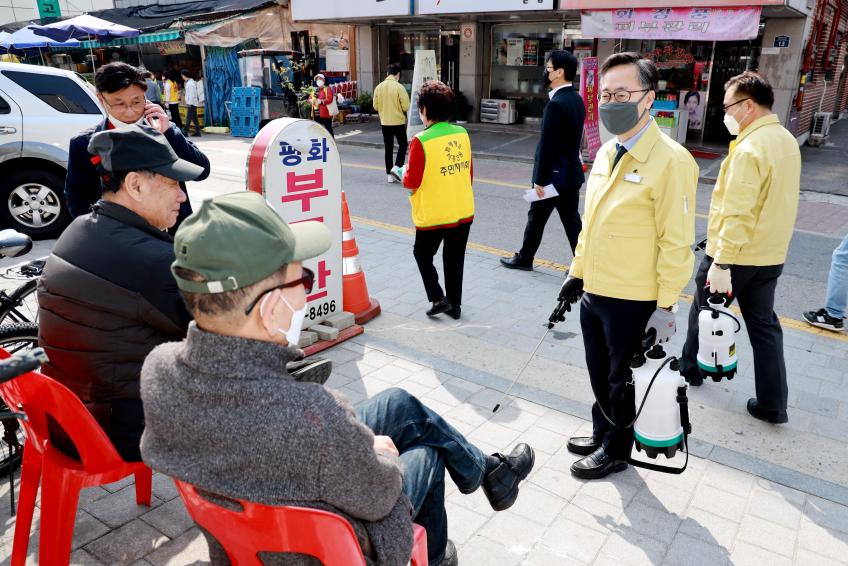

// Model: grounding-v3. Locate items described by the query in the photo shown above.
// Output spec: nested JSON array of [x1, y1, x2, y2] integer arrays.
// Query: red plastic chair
[[174, 479, 428, 566], [0, 349, 152, 566]]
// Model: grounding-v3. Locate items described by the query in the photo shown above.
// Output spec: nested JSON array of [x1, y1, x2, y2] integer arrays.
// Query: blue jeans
[[356, 388, 488, 565], [826, 234, 848, 319]]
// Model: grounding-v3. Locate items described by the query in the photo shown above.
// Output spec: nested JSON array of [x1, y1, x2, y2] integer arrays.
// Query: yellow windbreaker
[[570, 120, 698, 308], [706, 114, 801, 266], [373, 76, 410, 126]]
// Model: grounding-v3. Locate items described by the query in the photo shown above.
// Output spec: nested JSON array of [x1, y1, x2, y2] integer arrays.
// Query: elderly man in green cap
[[140, 192, 536, 566], [38, 125, 204, 462]]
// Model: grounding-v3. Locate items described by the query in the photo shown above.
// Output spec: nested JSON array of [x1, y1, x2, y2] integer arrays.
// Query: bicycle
[[0, 229, 45, 325]]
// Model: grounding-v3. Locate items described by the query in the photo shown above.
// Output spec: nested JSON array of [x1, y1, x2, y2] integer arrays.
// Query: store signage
[[581, 7, 762, 41], [562, 0, 781, 7], [774, 35, 790, 48], [36, 0, 61, 19], [418, 0, 553, 15], [291, 0, 410, 20], [644, 45, 695, 69], [407, 50, 438, 139], [580, 57, 602, 161], [157, 40, 186, 56], [461, 23, 475, 43], [246, 119, 343, 329]]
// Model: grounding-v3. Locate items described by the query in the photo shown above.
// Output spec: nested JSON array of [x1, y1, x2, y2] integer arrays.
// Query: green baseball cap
[[172, 192, 332, 294]]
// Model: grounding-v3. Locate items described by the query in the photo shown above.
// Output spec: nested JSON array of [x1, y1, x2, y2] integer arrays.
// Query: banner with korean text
[[247, 119, 343, 329], [581, 7, 762, 41], [580, 57, 602, 161]]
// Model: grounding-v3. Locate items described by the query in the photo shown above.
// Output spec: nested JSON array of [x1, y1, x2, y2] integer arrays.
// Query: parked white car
[[0, 63, 104, 238]]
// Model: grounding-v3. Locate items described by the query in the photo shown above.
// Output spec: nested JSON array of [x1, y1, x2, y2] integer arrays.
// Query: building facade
[[0, 0, 113, 27]]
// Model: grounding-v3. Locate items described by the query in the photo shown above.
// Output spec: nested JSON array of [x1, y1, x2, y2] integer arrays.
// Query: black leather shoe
[[566, 436, 600, 456], [447, 305, 461, 320], [426, 299, 452, 317], [499, 254, 533, 271], [438, 540, 458, 566], [570, 447, 627, 480], [482, 443, 535, 511], [747, 398, 788, 424]]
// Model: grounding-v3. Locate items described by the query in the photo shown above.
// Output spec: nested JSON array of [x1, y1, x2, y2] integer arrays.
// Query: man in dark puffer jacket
[[37, 125, 203, 461]]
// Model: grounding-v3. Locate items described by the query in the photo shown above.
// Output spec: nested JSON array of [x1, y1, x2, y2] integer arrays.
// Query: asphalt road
[[2, 135, 841, 327]]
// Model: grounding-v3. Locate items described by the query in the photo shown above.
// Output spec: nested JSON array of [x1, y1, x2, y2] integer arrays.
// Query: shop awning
[[80, 29, 182, 48]]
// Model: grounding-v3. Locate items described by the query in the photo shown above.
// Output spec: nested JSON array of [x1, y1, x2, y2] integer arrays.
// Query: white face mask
[[260, 293, 307, 347], [108, 114, 146, 129], [315, 80, 325, 87], [723, 103, 749, 136]]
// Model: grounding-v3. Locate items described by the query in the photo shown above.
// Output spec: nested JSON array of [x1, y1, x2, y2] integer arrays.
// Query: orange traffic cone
[[341, 191, 381, 324]]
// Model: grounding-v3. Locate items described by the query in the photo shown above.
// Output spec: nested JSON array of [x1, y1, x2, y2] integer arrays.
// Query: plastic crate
[[230, 113, 259, 138]]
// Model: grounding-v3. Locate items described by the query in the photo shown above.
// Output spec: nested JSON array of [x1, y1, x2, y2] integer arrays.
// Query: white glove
[[707, 263, 732, 294], [645, 307, 676, 345]]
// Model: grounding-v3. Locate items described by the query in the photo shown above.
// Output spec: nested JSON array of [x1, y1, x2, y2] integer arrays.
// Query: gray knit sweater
[[140, 323, 414, 565]]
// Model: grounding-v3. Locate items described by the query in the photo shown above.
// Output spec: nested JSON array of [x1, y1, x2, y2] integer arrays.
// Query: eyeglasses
[[722, 98, 750, 112], [244, 267, 315, 315], [101, 98, 146, 113], [598, 89, 649, 104]]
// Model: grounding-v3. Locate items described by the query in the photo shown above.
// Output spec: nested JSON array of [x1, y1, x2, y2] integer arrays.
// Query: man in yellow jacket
[[373, 63, 411, 184], [557, 53, 697, 480], [681, 72, 801, 424]]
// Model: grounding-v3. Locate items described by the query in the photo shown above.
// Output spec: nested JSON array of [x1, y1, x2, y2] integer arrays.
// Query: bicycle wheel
[[0, 279, 38, 325], [0, 323, 37, 479]]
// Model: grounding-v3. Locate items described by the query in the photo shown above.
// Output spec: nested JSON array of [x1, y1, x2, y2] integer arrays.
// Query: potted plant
[[451, 90, 472, 123]]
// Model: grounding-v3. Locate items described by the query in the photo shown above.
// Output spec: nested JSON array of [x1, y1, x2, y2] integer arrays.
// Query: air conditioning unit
[[480, 98, 516, 124], [810, 111, 832, 146]]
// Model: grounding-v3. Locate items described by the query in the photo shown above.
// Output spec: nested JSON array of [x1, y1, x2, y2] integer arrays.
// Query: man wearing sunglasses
[[141, 192, 536, 566], [680, 72, 801, 424], [556, 53, 697, 480]]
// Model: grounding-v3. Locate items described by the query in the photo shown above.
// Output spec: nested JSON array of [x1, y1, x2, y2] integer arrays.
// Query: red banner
[[580, 57, 602, 161]]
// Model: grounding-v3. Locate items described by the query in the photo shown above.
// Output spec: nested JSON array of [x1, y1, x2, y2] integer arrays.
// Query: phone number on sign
[[308, 300, 336, 321]]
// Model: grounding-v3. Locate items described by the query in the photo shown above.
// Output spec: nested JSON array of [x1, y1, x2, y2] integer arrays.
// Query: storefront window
[[388, 29, 441, 92], [490, 23, 565, 119]]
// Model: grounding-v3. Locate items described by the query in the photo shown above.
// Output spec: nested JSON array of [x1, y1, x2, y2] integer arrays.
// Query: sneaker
[[803, 308, 844, 332], [387, 174, 396, 184]]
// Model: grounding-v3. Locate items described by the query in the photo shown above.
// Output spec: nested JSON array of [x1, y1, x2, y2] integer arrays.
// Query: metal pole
[[699, 41, 716, 147]]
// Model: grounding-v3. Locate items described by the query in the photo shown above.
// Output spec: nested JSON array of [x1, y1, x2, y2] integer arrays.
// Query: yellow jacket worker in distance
[[681, 72, 801, 426], [556, 53, 697, 482]]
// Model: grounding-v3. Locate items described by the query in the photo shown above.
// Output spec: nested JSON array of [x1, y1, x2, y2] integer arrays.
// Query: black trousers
[[413, 222, 471, 306], [168, 103, 183, 129], [681, 255, 788, 411], [518, 185, 582, 260], [316, 116, 334, 138], [581, 293, 656, 460], [185, 105, 201, 136], [382, 125, 408, 173]]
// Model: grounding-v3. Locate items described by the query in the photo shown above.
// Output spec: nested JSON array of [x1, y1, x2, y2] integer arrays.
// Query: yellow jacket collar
[[621, 120, 662, 164], [735, 114, 779, 145]]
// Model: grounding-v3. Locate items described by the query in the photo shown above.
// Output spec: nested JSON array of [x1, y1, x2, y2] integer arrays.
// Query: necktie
[[612, 143, 628, 171]]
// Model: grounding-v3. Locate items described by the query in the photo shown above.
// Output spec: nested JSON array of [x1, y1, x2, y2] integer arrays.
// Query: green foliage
[[356, 92, 374, 114], [451, 91, 472, 122]]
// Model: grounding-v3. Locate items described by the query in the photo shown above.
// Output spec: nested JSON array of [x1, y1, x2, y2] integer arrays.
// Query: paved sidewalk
[[1, 222, 846, 565]]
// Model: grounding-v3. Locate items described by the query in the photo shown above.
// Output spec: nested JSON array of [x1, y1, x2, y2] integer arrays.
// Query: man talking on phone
[[65, 63, 210, 229]]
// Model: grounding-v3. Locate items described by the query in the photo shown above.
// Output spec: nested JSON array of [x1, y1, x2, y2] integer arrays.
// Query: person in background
[[196, 70, 205, 130], [65, 62, 209, 226], [144, 71, 163, 109], [681, 72, 801, 425], [558, 53, 697, 480], [154, 71, 165, 105], [164, 71, 183, 131], [310, 73, 335, 137], [40, 126, 202, 461], [501, 50, 585, 271], [141, 192, 535, 566], [373, 63, 411, 184], [803, 234, 848, 332], [396, 81, 474, 320], [182, 69, 202, 137]]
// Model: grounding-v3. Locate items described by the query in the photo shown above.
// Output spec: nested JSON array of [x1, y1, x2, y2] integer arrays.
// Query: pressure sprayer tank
[[697, 294, 738, 382], [632, 345, 686, 459]]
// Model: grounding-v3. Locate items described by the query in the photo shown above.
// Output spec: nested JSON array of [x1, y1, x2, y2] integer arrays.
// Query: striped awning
[[80, 29, 181, 48]]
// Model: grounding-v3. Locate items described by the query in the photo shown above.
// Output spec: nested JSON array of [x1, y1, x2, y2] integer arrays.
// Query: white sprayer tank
[[632, 345, 686, 459], [697, 294, 738, 382]]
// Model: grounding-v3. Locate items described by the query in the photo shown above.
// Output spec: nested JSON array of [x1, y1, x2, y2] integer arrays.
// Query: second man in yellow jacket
[[680, 72, 801, 425], [557, 53, 697, 480], [374, 63, 411, 184]]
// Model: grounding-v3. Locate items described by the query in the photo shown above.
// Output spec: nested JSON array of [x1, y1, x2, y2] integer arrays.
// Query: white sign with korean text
[[417, 0, 553, 15], [407, 50, 438, 139], [291, 0, 410, 20], [246, 119, 343, 329]]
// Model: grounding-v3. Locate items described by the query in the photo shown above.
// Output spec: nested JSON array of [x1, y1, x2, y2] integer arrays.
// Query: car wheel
[[0, 169, 70, 239]]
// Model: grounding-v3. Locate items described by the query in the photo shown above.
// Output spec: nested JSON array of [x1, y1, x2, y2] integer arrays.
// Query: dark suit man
[[501, 50, 586, 270]]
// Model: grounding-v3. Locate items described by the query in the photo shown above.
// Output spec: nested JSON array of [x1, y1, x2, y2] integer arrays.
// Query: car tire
[[0, 169, 70, 240]]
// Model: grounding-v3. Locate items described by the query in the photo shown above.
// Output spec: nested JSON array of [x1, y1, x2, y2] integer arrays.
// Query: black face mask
[[542, 67, 552, 86]]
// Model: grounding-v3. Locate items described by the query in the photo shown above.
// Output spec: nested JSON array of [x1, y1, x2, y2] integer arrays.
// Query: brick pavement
[[0, 223, 847, 565]]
